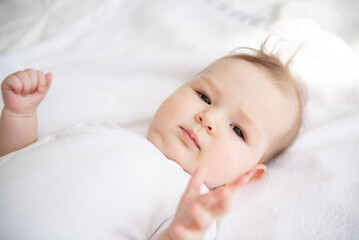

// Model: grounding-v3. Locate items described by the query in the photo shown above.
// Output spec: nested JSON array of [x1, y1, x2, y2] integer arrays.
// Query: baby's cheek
[[203, 153, 236, 185], [219, 147, 246, 175]]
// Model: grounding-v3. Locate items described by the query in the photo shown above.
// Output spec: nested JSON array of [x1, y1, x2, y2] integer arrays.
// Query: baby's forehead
[[202, 57, 272, 80], [202, 56, 243, 72], [197, 58, 275, 90], [205, 56, 299, 99]]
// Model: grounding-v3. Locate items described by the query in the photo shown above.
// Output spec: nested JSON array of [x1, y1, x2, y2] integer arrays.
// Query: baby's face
[[148, 57, 297, 189]]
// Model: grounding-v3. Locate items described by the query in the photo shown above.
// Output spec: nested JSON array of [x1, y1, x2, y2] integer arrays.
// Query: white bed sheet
[[0, 0, 358, 239]]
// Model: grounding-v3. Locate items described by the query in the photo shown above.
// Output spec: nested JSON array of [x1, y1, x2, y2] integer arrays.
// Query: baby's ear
[[243, 163, 267, 183]]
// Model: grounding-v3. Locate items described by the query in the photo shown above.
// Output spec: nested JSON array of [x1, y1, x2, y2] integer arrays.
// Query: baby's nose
[[195, 112, 216, 135]]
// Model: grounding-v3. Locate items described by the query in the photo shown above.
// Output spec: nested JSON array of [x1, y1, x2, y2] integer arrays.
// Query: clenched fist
[[1, 69, 52, 114]]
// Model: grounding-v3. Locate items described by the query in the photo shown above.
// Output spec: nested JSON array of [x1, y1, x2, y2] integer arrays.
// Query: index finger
[[184, 167, 207, 198]]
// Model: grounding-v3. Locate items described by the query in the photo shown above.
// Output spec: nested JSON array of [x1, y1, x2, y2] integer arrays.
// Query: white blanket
[[0, 0, 358, 239]]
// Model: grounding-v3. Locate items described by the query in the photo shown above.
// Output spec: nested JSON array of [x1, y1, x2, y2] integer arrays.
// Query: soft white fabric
[[0, 0, 358, 239], [0, 122, 215, 239], [2, 0, 358, 54], [0, 0, 105, 53], [223, 0, 359, 54]]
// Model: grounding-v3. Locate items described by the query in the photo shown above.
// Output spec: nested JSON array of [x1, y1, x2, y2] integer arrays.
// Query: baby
[[0, 43, 305, 239]]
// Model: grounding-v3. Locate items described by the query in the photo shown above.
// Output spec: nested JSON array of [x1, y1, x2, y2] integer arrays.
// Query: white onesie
[[0, 123, 215, 240]]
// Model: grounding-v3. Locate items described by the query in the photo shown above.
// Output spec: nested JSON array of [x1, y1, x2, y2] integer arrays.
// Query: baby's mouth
[[180, 127, 200, 150]]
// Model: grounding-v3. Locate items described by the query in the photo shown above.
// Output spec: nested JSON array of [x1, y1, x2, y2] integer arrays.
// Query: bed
[[0, 0, 358, 239]]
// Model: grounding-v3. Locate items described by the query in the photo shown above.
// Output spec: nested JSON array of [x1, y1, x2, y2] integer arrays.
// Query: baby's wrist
[[2, 107, 37, 119]]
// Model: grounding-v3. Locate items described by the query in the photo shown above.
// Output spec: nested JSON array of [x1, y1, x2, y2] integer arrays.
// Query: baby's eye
[[197, 91, 211, 105], [231, 124, 245, 140]]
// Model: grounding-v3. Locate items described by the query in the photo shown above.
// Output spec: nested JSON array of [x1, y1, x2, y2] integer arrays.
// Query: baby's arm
[[0, 69, 52, 157], [159, 167, 250, 240]]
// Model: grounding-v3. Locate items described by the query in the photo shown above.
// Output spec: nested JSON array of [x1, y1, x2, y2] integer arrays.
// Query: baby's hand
[[1, 69, 52, 114], [162, 167, 250, 240]]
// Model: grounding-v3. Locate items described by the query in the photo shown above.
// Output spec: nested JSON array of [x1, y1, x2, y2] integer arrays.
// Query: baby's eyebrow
[[237, 107, 260, 141], [201, 76, 219, 94]]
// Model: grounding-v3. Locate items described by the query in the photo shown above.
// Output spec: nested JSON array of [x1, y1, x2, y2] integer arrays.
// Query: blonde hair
[[227, 38, 307, 164]]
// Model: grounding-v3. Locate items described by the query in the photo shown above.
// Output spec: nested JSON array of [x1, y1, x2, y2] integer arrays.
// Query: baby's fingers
[[3, 69, 48, 95], [43, 72, 52, 93], [2, 74, 21, 94], [227, 174, 252, 192], [210, 187, 233, 216], [36, 70, 46, 92], [37, 71, 52, 92], [198, 186, 233, 217], [190, 202, 213, 230], [183, 167, 207, 200], [15, 69, 38, 95]]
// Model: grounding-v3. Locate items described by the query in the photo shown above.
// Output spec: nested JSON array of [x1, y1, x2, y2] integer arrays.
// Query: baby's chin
[[160, 149, 195, 178]]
